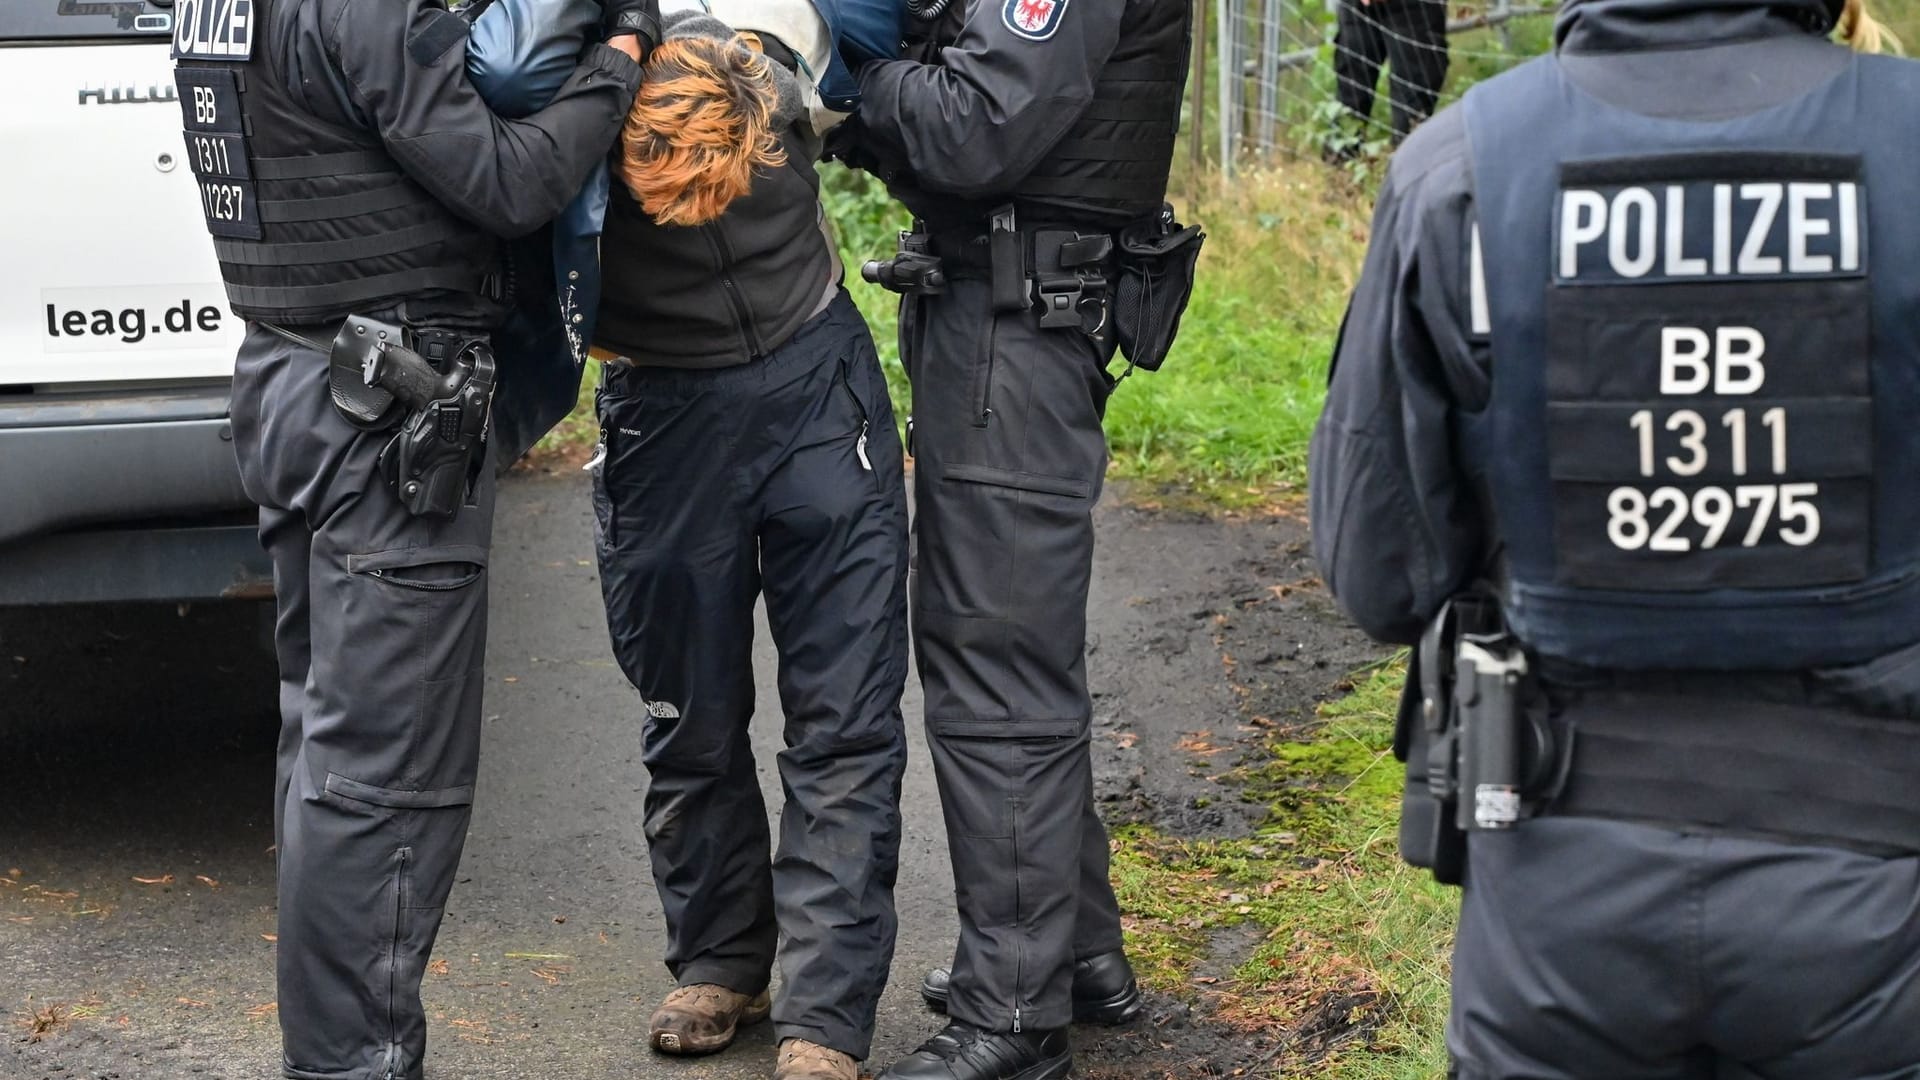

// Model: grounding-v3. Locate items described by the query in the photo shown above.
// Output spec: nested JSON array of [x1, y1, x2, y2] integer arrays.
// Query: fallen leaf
[[552, 915, 567, 925], [428, 959, 450, 976], [176, 998, 210, 1008], [502, 676, 520, 684], [261, 934, 278, 942], [133, 875, 175, 886], [246, 1003, 279, 1020], [1109, 732, 1140, 750], [7, 916, 33, 924], [195, 876, 219, 889], [597, 931, 610, 945]]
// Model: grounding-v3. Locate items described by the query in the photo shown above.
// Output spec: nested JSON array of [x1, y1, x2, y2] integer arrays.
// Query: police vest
[[171, 0, 497, 325], [1462, 53, 1920, 671], [1017, 0, 1189, 223], [919, 0, 1189, 225]]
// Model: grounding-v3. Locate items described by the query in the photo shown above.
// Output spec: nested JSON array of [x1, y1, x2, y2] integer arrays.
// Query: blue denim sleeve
[[466, 0, 601, 118]]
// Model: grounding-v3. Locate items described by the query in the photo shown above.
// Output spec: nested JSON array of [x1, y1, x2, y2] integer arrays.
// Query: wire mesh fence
[[1195, 0, 1557, 174]]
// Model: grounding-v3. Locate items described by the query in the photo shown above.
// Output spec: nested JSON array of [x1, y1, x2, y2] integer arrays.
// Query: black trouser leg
[[595, 296, 910, 1043], [1333, 1, 1388, 121], [230, 327, 495, 1080], [595, 367, 775, 996], [1071, 764, 1126, 963], [758, 308, 912, 1060], [257, 504, 310, 860], [903, 281, 1116, 1034], [1382, 0, 1449, 137]]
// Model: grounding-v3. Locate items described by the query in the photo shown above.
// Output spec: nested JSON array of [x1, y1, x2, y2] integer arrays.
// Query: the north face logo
[[643, 699, 681, 720], [1004, 0, 1068, 40]]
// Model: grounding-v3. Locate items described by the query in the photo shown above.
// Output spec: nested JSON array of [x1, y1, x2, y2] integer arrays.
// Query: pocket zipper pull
[[584, 439, 608, 472], [856, 421, 872, 472]]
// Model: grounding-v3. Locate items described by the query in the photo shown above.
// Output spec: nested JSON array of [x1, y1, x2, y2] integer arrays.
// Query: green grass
[[1111, 660, 1457, 1079]]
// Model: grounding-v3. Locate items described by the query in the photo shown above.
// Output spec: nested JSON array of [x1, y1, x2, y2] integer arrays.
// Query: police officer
[[1310, 0, 1920, 1074], [838, 2, 1194, 1077], [169, 2, 654, 1077]]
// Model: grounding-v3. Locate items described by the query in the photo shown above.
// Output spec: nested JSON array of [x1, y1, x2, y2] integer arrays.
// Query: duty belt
[[922, 207, 1116, 331], [1544, 689, 1920, 857]]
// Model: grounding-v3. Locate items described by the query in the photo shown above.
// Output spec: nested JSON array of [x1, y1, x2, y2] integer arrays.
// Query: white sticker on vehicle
[[40, 285, 230, 354]]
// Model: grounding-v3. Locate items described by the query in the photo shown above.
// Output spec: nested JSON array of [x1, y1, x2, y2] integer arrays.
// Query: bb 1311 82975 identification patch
[[1004, 0, 1069, 40]]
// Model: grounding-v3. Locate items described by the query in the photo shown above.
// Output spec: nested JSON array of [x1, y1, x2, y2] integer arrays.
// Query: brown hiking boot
[[648, 983, 772, 1056], [777, 1039, 859, 1080]]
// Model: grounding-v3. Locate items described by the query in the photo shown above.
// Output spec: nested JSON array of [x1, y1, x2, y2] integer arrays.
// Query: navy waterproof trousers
[[591, 293, 911, 1060]]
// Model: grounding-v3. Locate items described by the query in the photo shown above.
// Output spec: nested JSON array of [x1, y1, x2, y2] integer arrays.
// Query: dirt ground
[[1, 473, 1385, 1080], [1070, 500, 1387, 1079]]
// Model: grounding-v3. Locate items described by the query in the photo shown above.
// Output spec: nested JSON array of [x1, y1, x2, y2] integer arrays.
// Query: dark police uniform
[[844, 1, 1189, 1075], [169, 2, 640, 1077], [1310, 0, 1920, 1075]]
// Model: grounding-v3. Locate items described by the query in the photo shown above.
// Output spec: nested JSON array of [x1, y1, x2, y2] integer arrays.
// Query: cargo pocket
[[346, 545, 488, 592], [943, 463, 1092, 501], [321, 773, 476, 912]]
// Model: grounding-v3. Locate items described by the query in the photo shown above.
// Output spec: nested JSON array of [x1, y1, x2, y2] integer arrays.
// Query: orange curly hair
[[617, 34, 788, 227]]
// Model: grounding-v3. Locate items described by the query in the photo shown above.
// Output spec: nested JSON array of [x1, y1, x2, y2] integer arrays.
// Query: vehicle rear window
[[1, 2, 177, 42]]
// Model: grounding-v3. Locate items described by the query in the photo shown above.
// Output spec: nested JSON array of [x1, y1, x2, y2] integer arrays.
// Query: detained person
[[468, 4, 909, 1079]]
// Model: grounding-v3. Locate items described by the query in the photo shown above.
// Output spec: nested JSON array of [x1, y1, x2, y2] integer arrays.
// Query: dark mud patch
[[1075, 992, 1288, 1080], [1086, 499, 1386, 840]]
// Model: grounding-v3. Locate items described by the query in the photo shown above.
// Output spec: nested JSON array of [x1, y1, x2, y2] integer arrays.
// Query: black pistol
[[332, 315, 495, 519]]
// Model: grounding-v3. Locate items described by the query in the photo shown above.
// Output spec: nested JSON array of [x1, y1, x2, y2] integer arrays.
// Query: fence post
[[1256, 0, 1281, 157], [1190, 0, 1207, 181], [1216, 0, 1235, 175]]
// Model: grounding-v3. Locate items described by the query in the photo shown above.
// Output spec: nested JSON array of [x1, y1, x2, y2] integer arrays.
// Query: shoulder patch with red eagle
[[1003, 0, 1070, 41]]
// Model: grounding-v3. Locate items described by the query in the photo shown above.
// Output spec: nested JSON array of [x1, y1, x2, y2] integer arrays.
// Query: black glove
[[603, 0, 662, 60]]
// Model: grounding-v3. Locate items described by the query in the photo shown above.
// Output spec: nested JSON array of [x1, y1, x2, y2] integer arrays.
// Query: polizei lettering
[[1556, 179, 1863, 284], [171, 0, 255, 62], [1543, 153, 1873, 591]]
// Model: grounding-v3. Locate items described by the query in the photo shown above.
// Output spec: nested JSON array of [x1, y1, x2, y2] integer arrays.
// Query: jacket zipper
[[703, 223, 762, 359], [973, 313, 998, 428], [386, 847, 410, 1080], [839, 357, 873, 472], [1010, 794, 1024, 1033]]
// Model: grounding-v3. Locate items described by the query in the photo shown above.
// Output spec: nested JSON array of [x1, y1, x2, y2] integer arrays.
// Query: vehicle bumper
[[0, 383, 269, 606]]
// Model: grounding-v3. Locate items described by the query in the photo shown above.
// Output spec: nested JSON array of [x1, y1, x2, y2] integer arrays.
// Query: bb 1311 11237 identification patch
[[1004, 0, 1069, 41]]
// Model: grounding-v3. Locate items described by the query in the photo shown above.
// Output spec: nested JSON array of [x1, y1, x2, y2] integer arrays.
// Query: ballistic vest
[[1462, 54, 1920, 671], [1017, 0, 1189, 223], [919, 0, 1189, 226], [171, 0, 498, 325]]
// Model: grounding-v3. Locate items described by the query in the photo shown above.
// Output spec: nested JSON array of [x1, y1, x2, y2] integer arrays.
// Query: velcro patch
[[407, 8, 470, 67], [1003, 0, 1069, 41]]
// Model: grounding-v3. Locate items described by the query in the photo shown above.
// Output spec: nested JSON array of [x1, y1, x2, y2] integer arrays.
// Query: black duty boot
[[877, 1021, 1071, 1080], [920, 950, 1143, 1026]]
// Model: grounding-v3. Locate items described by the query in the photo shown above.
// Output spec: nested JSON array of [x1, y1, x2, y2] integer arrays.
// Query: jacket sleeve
[[324, 0, 641, 239], [852, 0, 1124, 197], [466, 0, 603, 118], [1308, 141, 1488, 646]]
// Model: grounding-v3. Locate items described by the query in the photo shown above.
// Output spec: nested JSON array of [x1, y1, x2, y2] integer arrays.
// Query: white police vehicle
[[0, 2, 268, 606]]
